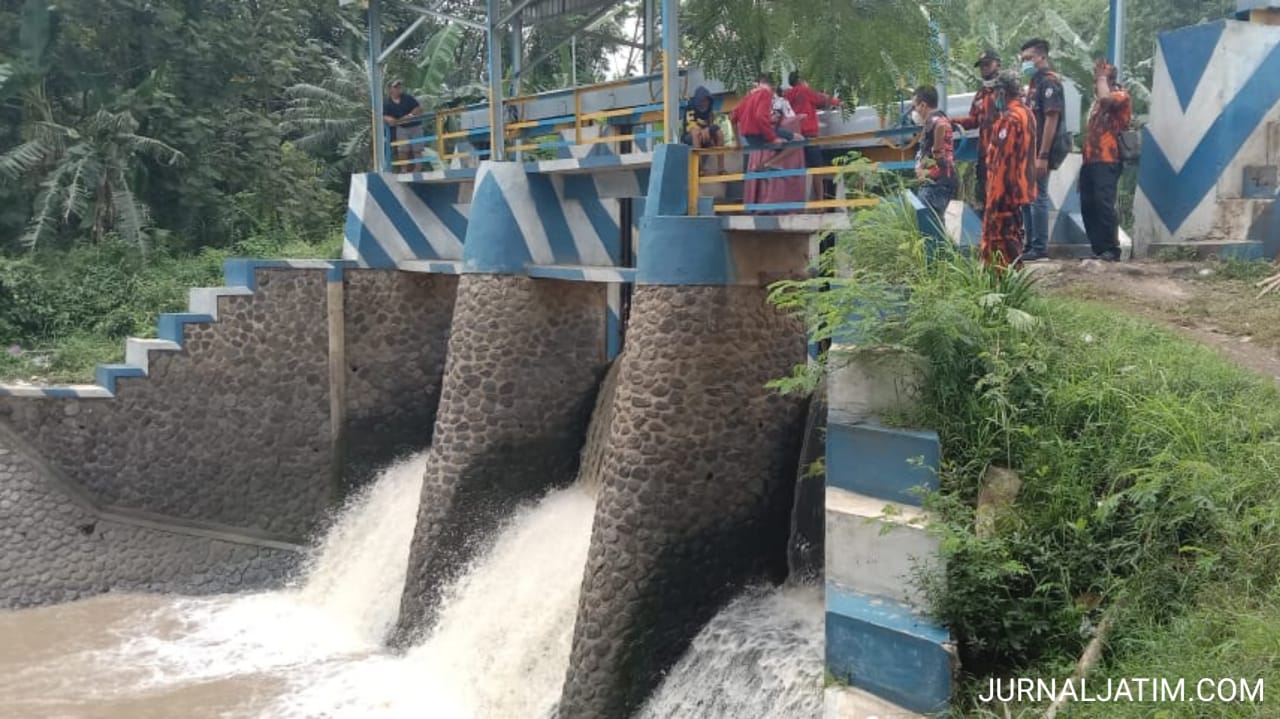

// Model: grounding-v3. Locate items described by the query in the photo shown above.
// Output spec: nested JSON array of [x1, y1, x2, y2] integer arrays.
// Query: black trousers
[[1079, 162, 1122, 257]]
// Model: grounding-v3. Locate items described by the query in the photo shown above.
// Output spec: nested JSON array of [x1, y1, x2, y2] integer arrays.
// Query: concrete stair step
[[825, 419, 940, 507], [124, 338, 182, 373], [188, 286, 253, 319], [826, 583, 956, 716], [824, 686, 923, 719], [825, 487, 939, 609]]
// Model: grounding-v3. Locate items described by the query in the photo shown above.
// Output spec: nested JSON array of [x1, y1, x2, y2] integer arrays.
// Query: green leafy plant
[[769, 181, 1280, 712]]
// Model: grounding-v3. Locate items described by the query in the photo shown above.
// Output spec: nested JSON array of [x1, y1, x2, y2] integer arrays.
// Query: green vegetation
[[0, 232, 340, 383], [770, 193, 1280, 716], [0, 0, 630, 381]]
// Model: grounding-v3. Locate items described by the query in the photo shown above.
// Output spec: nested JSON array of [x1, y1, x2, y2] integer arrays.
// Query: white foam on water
[[92, 451, 429, 688], [266, 484, 597, 719], [638, 584, 825, 719]]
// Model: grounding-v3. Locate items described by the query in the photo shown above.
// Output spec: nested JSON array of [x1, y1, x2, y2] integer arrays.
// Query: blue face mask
[[1021, 60, 1037, 78]]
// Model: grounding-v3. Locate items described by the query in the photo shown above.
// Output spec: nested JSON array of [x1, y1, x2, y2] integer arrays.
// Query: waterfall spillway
[[638, 585, 825, 718], [0, 452, 594, 718], [1, 361, 821, 718]]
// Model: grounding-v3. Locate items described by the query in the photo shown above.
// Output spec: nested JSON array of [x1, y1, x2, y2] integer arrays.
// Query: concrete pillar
[[391, 163, 608, 643], [557, 144, 810, 716]]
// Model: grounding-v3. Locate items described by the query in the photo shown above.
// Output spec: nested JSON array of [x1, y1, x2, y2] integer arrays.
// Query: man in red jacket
[[731, 74, 785, 160], [785, 71, 839, 199]]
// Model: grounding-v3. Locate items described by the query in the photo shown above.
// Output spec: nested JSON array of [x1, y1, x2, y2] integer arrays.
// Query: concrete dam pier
[[0, 143, 955, 717]]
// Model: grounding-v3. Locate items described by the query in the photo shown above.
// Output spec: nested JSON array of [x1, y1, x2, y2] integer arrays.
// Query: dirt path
[[1028, 259, 1280, 383]]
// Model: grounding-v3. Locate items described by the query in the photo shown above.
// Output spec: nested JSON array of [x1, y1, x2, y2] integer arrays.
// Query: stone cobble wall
[[0, 269, 334, 539], [343, 271, 457, 485], [0, 430, 298, 609], [392, 274, 607, 643], [558, 285, 807, 718]]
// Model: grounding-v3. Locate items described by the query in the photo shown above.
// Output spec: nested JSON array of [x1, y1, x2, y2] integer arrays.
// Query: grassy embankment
[[770, 199, 1280, 718]]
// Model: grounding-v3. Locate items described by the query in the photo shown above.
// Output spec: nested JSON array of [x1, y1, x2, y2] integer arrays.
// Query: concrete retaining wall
[[0, 262, 459, 607], [558, 285, 807, 717], [0, 268, 335, 539], [342, 270, 457, 485], [0, 423, 299, 608], [392, 274, 607, 643]]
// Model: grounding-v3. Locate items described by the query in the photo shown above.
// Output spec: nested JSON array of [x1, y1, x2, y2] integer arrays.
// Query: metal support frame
[[1108, 0, 1126, 81], [643, 0, 657, 72], [378, 15, 427, 64], [661, 0, 679, 143], [367, 0, 386, 172], [497, 0, 539, 27], [407, 4, 486, 30], [511, 12, 523, 98], [486, 0, 506, 161], [512, 3, 621, 80]]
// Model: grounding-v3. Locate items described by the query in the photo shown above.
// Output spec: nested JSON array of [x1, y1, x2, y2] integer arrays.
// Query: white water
[[0, 451, 596, 718], [0, 446, 822, 718], [639, 585, 825, 719]]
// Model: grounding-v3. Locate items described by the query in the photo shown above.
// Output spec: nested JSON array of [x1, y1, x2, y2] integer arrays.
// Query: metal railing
[[381, 71, 699, 169], [688, 130, 908, 215]]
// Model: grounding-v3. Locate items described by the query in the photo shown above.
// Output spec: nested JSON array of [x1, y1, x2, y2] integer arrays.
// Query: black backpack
[[1048, 126, 1073, 171]]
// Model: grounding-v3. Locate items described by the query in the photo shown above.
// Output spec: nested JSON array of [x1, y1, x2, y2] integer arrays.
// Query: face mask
[[910, 109, 923, 125], [982, 77, 998, 88], [1020, 60, 1037, 78]]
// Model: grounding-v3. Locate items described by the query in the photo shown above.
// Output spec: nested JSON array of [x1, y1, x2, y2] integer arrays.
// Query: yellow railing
[[688, 130, 894, 215]]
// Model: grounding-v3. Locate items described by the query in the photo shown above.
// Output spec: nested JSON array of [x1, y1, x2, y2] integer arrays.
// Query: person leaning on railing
[[383, 79, 424, 172], [784, 71, 839, 200], [730, 74, 786, 155]]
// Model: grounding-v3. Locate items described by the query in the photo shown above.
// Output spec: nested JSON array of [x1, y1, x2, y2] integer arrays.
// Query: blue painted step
[[93, 364, 146, 395], [156, 313, 215, 345], [826, 419, 940, 507], [826, 583, 955, 715]]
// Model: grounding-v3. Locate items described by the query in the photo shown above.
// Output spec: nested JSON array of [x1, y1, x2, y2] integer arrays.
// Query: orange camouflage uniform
[[957, 86, 998, 204], [981, 97, 1038, 268], [1083, 89, 1132, 164]]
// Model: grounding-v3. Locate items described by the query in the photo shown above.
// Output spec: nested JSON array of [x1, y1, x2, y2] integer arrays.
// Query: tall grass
[[770, 193, 1280, 716]]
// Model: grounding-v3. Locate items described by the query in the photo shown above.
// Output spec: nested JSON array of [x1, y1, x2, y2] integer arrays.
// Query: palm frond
[[0, 138, 54, 180], [416, 24, 466, 99], [108, 179, 150, 251], [21, 162, 74, 249], [121, 133, 185, 166], [61, 156, 93, 223]]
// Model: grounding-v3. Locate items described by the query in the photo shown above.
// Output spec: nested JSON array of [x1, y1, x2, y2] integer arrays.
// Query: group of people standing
[[914, 39, 1132, 267]]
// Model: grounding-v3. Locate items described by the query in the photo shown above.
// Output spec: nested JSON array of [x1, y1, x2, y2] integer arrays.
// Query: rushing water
[[0, 447, 822, 718], [638, 585, 825, 719]]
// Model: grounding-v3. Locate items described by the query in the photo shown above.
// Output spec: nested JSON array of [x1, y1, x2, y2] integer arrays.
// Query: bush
[[769, 187, 1280, 711]]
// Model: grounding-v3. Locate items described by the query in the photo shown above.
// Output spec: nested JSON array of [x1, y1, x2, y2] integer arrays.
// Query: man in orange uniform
[[955, 50, 1001, 213], [981, 71, 1039, 268], [1080, 59, 1131, 262]]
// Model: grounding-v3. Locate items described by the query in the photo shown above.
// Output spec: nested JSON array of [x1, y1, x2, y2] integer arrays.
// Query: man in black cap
[[955, 50, 1002, 215], [382, 79, 423, 172]]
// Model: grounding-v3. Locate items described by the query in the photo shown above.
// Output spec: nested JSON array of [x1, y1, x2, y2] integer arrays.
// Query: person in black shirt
[[682, 86, 726, 173], [382, 80, 423, 172], [1018, 38, 1064, 261]]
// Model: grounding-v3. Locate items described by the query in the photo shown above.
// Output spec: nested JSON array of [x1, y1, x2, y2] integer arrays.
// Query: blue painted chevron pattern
[[1135, 20, 1280, 252]]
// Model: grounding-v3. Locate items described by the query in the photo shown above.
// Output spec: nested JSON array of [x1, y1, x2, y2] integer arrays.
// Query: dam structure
[[16, 0, 1243, 715]]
